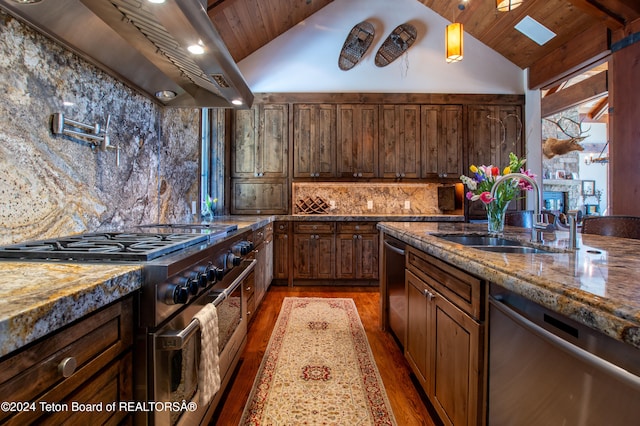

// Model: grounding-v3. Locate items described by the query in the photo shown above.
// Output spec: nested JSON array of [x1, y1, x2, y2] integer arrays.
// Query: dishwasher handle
[[384, 240, 405, 256], [490, 296, 640, 392]]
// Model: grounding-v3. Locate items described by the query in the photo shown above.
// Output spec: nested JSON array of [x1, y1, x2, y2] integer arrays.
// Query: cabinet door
[[429, 292, 482, 426], [230, 178, 288, 214], [405, 270, 430, 388], [421, 105, 463, 179], [293, 233, 314, 279], [273, 222, 290, 281], [466, 105, 523, 218], [232, 107, 258, 177], [294, 104, 336, 178], [337, 104, 378, 178], [259, 104, 289, 177], [358, 232, 379, 279], [380, 105, 420, 179], [232, 104, 288, 178], [335, 233, 356, 279], [315, 234, 335, 279]]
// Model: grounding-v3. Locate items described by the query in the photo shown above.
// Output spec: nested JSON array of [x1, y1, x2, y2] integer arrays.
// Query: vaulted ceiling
[[206, 0, 639, 119]]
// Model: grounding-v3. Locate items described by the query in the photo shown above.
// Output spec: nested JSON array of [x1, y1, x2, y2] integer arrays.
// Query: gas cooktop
[[0, 232, 210, 262]]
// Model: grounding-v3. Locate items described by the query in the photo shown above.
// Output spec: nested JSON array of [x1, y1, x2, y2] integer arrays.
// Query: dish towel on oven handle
[[194, 302, 221, 405]]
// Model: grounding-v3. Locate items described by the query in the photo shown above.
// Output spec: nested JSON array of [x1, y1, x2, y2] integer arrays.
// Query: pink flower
[[479, 192, 494, 204]]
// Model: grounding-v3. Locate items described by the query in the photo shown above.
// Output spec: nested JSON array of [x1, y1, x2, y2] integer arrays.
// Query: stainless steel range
[[0, 224, 255, 425]]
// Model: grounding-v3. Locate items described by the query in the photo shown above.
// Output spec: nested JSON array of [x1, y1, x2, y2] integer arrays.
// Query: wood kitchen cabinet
[[293, 104, 336, 178], [337, 104, 378, 178], [466, 104, 524, 219], [273, 221, 291, 284], [0, 297, 133, 425], [231, 104, 289, 214], [421, 105, 463, 179], [292, 222, 335, 280], [335, 222, 379, 280], [379, 105, 421, 179], [405, 246, 485, 426], [253, 223, 274, 312]]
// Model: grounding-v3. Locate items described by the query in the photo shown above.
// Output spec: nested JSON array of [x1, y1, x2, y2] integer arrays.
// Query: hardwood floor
[[211, 285, 440, 425]]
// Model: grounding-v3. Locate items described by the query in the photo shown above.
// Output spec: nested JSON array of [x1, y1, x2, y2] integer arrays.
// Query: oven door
[[150, 259, 255, 426]]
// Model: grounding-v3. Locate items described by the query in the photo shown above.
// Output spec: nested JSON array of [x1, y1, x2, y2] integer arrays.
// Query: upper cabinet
[[421, 105, 463, 179], [379, 105, 421, 179], [293, 104, 336, 178], [232, 104, 288, 178], [230, 103, 289, 214], [337, 104, 378, 178], [466, 104, 524, 218]]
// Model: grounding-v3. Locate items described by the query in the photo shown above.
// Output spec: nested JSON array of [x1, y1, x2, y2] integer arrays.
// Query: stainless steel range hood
[[0, 0, 253, 108]]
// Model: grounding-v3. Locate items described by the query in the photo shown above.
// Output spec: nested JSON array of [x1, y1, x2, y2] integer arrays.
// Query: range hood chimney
[[0, 0, 253, 108]]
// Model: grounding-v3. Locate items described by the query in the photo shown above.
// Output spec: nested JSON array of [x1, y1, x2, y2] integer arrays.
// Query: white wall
[[239, 0, 524, 94]]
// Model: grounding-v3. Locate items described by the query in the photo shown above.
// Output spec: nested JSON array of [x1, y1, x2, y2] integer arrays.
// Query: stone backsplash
[[0, 12, 199, 245], [292, 182, 459, 215]]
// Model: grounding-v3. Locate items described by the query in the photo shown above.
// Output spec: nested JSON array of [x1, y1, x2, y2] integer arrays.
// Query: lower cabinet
[[292, 222, 335, 280], [253, 223, 274, 311], [405, 246, 485, 426], [273, 221, 290, 284], [335, 222, 379, 279], [0, 297, 134, 426]]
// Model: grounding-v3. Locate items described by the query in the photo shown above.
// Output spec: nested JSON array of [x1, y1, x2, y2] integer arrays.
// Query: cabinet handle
[[245, 286, 252, 291], [353, 172, 358, 178], [401, 173, 406, 177], [396, 172, 401, 178], [58, 357, 77, 378], [358, 172, 363, 177], [423, 289, 435, 300], [353, 234, 358, 240], [358, 235, 362, 240]]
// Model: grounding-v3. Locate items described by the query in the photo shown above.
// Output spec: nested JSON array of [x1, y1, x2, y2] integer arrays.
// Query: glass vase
[[485, 201, 510, 235]]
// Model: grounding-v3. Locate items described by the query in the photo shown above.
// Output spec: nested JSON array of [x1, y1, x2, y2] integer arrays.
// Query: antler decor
[[542, 117, 590, 159], [487, 113, 522, 148]]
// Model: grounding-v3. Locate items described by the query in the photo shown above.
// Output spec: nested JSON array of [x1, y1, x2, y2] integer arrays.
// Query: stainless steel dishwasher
[[488, 283, 640, 425], [383, 235, 406, 347]]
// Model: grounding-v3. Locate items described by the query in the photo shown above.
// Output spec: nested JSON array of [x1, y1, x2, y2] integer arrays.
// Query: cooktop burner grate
[[0, 232, 209, 261]]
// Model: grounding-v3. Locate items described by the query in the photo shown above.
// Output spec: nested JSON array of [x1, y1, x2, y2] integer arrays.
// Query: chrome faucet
[[490, 172, 549, 243]]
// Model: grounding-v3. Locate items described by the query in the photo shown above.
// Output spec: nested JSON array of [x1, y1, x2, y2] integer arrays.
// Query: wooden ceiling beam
[[541, 70, 608, 117], [566, 0, 626, 30], [588, 96, 609, 120], [529, 24, 610, 90]]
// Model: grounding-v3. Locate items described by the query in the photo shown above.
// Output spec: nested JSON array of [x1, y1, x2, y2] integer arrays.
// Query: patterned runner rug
[[240, 297, 397, 425]]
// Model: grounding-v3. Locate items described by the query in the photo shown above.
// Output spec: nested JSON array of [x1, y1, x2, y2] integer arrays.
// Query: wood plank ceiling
[[207, 0, 639, 118]]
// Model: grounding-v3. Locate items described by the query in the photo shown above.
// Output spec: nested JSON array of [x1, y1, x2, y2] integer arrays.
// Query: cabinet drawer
[[337, 222, 377, 234], [0, 297, 133, 424], [407, 246, 484, 320], [275, 221, 289, 232], [293, 222, 335, 234]]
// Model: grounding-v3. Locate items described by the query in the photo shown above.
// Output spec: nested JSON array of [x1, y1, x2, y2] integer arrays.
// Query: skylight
[[515, 16, 556, 45]]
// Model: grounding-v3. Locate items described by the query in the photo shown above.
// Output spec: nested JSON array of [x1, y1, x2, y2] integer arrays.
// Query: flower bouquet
[[460, 153, 535, 234], [202, 195, 218, 221]]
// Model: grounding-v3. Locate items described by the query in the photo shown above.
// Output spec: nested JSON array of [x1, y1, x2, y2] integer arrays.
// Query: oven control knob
[[165, 284, 189, 305], [226, 253, 241, 268], [190, 271, 207, 288], [186, 279, 199, 295], [210, 266, 224, 281]]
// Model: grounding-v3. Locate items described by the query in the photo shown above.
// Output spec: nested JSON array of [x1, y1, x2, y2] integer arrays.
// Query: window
[[200, 108, 225, 216]]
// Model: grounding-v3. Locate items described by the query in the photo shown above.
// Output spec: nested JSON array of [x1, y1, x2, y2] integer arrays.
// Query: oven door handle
[[211, 258, 256, 305], [156, 258, 256, 351], [156, 319, 200, 351]]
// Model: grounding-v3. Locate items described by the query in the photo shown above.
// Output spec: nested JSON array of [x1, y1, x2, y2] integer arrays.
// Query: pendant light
[[496, 0, 524, 12], [446, 2, 465, 63], [445, 22, 464, 63]]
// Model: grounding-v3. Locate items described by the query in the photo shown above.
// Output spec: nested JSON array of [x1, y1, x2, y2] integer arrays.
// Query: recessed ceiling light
[[515, 16, 556, 45], [155, 90, 177, 101], [187, 44, 205, 55], [147, 0, 165, 3]]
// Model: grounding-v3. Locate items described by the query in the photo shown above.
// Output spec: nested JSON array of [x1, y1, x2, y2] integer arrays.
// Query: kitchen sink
[[433, 234, 558, 254], [435, 235, 524, 247]]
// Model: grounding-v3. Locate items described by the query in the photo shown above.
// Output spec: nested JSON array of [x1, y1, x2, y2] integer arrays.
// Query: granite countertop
[[377, 222, 640, 349], [0, 262, 142, 357]]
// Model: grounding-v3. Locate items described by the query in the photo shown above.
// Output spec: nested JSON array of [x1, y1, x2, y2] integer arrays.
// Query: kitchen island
[[378, 221, 640, 348]]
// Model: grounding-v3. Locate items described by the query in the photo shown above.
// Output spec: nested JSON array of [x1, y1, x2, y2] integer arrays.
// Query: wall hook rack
[[51, 112, 119, 166]]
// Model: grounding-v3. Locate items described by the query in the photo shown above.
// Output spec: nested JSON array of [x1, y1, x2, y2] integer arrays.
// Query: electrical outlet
[[404, 200, 411, 210], [367, 200, 373, 210], [330, 200, 336, 209], [191, 201, 197, 215]]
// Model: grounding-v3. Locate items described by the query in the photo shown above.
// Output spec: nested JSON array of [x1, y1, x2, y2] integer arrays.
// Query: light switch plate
[[404, 200, 411, 209], [367, 200, 373, 209]]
